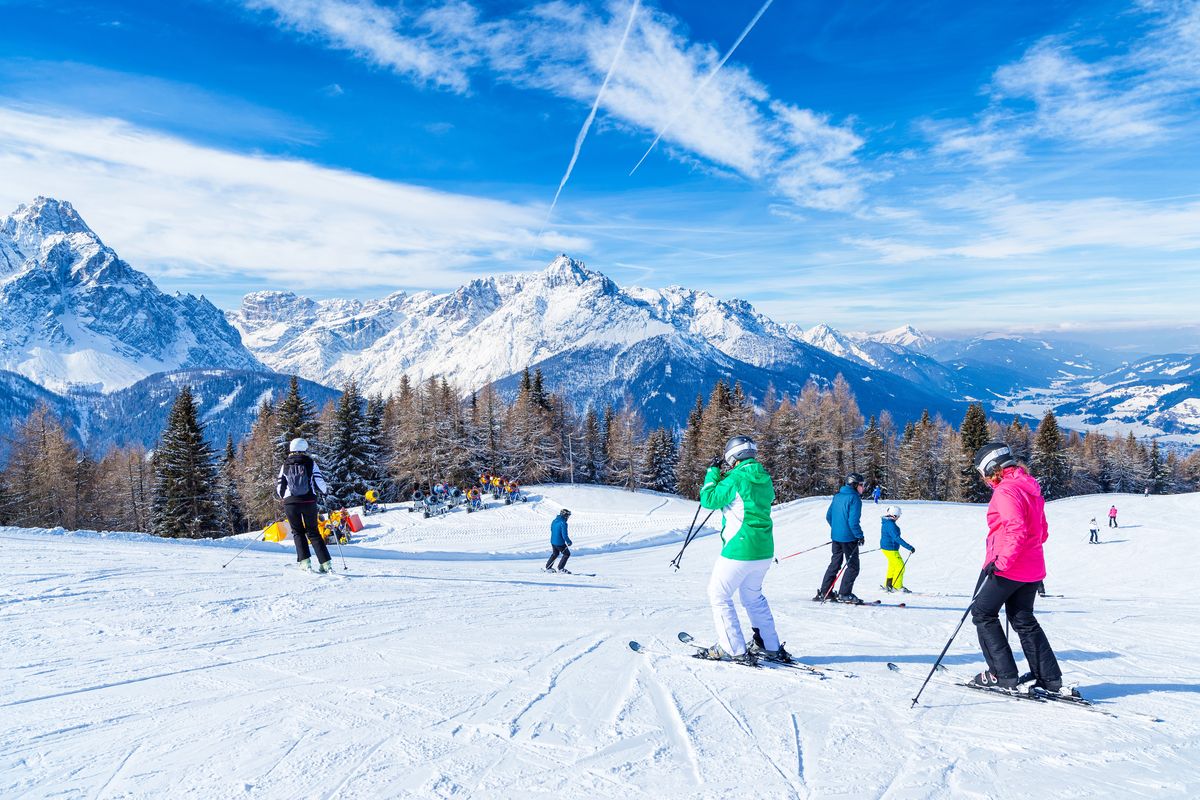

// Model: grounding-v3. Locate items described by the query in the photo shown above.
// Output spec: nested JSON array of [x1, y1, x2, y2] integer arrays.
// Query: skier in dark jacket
[[276, 438, 332, 572], [815, 472, 867, 603], [545, 509, 573, 573]]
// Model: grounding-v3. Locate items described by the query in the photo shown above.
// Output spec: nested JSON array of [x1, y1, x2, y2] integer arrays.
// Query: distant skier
[[880, 505, 915, 593], [815, 472, 868, 604], [545, 509, 572, 573], [276, 438, 333, 573], [968, 442, 1064, 693], [1108, 504, 1119, 528], [1144, 486, 1150, 498], [696, 435, 792, 665], [1089, 517, 1100, 544], [872, 485, 882, 504]]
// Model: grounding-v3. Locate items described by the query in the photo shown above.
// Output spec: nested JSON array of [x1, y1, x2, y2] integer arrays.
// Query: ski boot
[[556, 567, 572, 574], [750, 641, 794, 665], [969, 670, 1018, 689], [883, 579, 894, 593], [296, 558, 313, 572], [899, 586, 912, 594], [318, 560, 334, 574], [837, 592, 864, 605], [695, 644, 757, 666], [813, 590, 833, 602]]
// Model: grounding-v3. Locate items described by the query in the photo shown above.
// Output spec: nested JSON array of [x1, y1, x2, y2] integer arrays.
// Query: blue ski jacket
[[551, 516, 571, 546], [826, 485, 864, 543], [880, 518, 913, 551]]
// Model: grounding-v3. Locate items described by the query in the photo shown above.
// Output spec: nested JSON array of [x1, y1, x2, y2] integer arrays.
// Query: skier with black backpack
[[276, 438, 333, 573]]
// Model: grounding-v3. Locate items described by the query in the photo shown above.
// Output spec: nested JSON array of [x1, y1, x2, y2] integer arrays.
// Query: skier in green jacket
[[696, 435, 792, 665]]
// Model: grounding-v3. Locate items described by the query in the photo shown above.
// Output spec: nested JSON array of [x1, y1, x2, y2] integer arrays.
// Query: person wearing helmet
[[880, 505, 915, 593], [1088, 517, 1100, 544], [695, 435, 792, 666], [968, 442, 1064, 693], [545, 509, 573, 573], [815, 472, 868, 603], [276, 437, 333, 573]]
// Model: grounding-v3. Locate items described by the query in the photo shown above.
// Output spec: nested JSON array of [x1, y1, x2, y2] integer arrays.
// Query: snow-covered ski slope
[[3, 486, 1198, 799]]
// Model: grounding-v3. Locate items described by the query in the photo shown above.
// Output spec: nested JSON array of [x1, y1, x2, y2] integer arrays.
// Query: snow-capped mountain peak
[[0, 198, 262, 392], [869, 324, 935, 351]]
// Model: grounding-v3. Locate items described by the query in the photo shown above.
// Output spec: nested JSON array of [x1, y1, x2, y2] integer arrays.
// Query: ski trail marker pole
[[222, 533, 265, 569], [911, 573, 991, 708]]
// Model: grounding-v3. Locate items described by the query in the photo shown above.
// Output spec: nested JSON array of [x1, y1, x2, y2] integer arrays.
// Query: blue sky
[[1, 0, 1198, 335]]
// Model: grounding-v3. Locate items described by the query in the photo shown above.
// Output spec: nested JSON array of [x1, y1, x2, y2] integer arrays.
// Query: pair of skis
[[629, 632, 856, 680]]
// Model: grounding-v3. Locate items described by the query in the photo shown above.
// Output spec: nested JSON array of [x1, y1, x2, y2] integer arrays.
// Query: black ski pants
[[972, 572, 1061, 682], [819, 540, 861, 597], [1109, 516, 1118, 528], [286, 503, 331, 565], [545, 544, 570, 571]]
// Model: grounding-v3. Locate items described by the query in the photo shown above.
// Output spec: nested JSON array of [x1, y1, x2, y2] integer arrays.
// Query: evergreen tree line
[[3, 370, 1199, 537]]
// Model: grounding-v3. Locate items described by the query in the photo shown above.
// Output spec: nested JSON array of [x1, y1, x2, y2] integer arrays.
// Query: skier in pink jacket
[[968, 442, 1064, 693]]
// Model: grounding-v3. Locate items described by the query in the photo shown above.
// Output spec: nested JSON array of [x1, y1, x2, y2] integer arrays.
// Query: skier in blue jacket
[[545, 509, 573, 573], [815, 472, 867, 603]]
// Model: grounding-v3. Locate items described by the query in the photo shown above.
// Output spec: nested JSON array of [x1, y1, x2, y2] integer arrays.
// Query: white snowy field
[[3, 486, 1199, 799]]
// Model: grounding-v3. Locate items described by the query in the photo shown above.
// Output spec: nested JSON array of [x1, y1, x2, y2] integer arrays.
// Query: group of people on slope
[[815, 474, 915, 603], [691, 434, 1065, 693]]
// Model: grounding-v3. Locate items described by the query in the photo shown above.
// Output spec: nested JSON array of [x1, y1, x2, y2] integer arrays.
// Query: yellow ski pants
[[884, 549, 906, 590]]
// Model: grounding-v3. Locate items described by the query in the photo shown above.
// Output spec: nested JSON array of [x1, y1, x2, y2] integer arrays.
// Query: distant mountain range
[[1, 196, 1197, 449]]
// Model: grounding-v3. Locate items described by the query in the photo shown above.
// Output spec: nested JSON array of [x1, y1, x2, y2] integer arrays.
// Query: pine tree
[[1148, 439, 1168, 494], [236, 399, 282, 529], [219, 435, 247, 536], [151, 386, 225, 538], [641, 427, 677, 493], [579, 406, 603, 484], [959, 403, 991, 502], [862, 415, 887, 498], [275, 376, 320, 460], [323, 380, 371, 504], [2, 403, 88, 529], [1031, 411, 1071, 500], [675, 394, 706, 498]]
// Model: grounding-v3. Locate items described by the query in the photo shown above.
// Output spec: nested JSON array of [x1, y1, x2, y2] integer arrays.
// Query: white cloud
[[238, 0, 868, 211], [0, 105, 586, 292], [848, 192, 1200, 262], [928, 2, 1200, 163]]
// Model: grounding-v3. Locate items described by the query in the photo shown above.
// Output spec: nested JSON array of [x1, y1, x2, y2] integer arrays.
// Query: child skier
[[1089, 517, 1100, 544], [697, 435, 791, 665], [816, 472, 868, 604], [545, 509, 572, 573], [968, 442, 1064, 693], [276, 438, 333, 573], [880, 505, 915, 593]]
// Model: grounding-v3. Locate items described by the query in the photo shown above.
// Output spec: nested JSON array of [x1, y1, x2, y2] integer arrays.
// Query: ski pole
[[911, 572, 992, 708], [332, 524, 349, 571], [776, 542, 828, 562], [669, 508, 716, 571], [896, 551, 913, 586], [221, 532, 265, 569]]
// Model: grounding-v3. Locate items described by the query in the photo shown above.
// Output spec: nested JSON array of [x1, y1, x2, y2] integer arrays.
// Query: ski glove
[[856, 538, 865, 546], [907, 546, 916, 554], [708, 455, 724, 468]]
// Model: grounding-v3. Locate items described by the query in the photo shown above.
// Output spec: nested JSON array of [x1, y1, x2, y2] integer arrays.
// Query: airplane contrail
[[538, 0, 641, 241], [629, 0, 775, 176]]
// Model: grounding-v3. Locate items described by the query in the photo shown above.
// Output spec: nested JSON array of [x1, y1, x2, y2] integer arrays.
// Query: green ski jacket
[[699, 458, 775, 561]]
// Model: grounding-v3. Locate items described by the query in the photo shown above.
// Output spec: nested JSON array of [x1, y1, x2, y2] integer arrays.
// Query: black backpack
[[283, 455, 313, 498]]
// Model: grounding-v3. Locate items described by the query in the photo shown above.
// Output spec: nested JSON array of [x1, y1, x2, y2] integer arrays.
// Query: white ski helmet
[[289, 437, 309, 453], [884, 505, 902, 519], [723, 435, 758, 466]]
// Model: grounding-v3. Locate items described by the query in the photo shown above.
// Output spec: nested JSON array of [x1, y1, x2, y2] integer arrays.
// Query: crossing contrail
[[629, 0, 775, 176], [538, 0, 641, 241]]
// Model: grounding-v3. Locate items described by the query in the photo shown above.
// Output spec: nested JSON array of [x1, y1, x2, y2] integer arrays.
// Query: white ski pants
[[708, 556, 779, 656]]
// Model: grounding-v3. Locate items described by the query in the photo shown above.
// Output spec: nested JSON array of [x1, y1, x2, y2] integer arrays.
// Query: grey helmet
[[974, 442, 1016, 477], [846, 472, 865, 487], [559, 508, 571, 518], [723, 435, 758, 466]]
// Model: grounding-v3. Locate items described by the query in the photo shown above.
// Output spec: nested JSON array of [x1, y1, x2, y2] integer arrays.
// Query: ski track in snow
[[2, 486, 1200, 798]]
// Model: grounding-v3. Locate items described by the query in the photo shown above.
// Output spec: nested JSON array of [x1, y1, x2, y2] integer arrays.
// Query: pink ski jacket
[[1109, 506, 1118, 518], [983, 466, 1048, 583]]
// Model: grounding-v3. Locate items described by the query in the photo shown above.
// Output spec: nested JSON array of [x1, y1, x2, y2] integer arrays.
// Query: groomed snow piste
[[3, 486, 1199, 799]]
